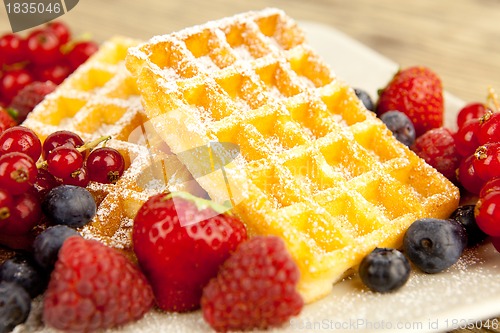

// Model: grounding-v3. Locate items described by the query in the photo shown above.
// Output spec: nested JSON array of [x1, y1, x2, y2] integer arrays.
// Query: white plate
[[19, 21, 500, 333]]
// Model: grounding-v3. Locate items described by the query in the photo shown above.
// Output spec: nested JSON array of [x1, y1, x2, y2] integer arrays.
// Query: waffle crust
[[126, 8, 460, 302]]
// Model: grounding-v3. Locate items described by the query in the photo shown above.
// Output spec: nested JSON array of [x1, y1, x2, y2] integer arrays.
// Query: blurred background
[[1, 0, 500, 102]]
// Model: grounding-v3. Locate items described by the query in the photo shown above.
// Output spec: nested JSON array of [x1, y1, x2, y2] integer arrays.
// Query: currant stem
[[487, 87, 499, 113], [36, 135, 112, 169]]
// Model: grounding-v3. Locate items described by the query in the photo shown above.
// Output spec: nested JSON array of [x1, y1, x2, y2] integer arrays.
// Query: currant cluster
[[0, 126, 125, 245], [454, 91, 500, 250], [0, 21, 98, 106]]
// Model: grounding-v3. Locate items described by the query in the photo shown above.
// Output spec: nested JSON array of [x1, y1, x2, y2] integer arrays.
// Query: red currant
[[477, 112, 500, 145], [45, 21, 71, 45], [34, 168, 59, 200], [0, 69, 35, 103], [0, 152, 37, 195], [475, 191, 500, 237], [454, 119, 480, 157], [473, 142, 500, 181], [86, 147, 125, 184], [0, 189, 41, 236], [61, 166, 90, 187], [67, 41, 99, 70], [0, 33, 26, 65], [33, 62, 71, 84], [0, 187, 14, 220], [492, 237, 500, 253], [46, 146, 83, 179], [457, 154, 485, 195], [0, 126, 42, 161], [479, 177, 500, 198], [25, 29, 63, 66], [42, 130, 84, 159], [457, 102, 490, 128]]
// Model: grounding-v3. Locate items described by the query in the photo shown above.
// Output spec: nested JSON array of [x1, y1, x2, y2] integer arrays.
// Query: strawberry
[[132, 191, 247, 312], [0, 107, 16, 133], [9, 80, 57, 123], [377, 66, 444, 137], [43, 236, 154, 332], [201, 236, 304, 332]]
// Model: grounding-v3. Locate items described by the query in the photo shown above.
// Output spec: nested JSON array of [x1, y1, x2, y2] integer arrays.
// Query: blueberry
[[0, 281, 31, 333], [33, 225, 80, 271], [42, 185, 96, 228], [450, 205, 487, 247], [379, 110, 416, 146], [358, 248, 410, 293], [0, 253, 47, 298], [403, 218, 468, 274], [354, 88, 375, 112]]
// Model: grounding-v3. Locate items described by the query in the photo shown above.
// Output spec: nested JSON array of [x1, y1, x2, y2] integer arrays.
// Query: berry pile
[[358, 67, 500, 256], [0, 21, 98, 118], [447, 90, 500, 248], [133, 192, 248, 312], [1, 225, 154, 332], [355, 66, 444, 149], [356, 68, 500, 294], [131, 192, 304, 332], [358, 209, 476, 293], [0, 126, 125, 248], [0, 125, 128, 331]]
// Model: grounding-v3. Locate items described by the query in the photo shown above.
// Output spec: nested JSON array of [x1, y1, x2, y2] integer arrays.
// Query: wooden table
[[3, 0, 498, 102], [1, 1, 499, 332]]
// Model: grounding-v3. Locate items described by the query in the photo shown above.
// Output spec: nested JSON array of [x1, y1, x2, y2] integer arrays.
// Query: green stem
[[36, 135, 111, 169]]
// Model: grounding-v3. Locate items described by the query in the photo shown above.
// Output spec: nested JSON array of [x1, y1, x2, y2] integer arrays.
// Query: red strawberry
[[201, 236, 304, 332], [0, 107, 16, 133], [43, 236, 154, 332], [132, 191, 247, 312], [377, 66, 444, 137], [9, 80, 57, 123]]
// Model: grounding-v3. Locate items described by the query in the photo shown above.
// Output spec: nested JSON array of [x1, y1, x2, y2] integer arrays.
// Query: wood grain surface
[[1, 1, 499, 332], [2, 0, 499, 102]]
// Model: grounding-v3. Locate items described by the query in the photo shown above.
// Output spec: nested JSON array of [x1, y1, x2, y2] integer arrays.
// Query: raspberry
[[43, 236, 154, 332], [201, 236, 303, 332], [411, 127, 460, 183], [9, 81, 57, 123]]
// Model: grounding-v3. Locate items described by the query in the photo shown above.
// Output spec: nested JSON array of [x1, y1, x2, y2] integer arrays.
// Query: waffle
[[127, 8, 460, 303], [21, 36, 205, 255]]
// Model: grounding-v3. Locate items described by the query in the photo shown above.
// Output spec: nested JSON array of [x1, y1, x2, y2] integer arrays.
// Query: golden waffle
[[126, 8, 460, 302], [22, 36, 205, 254]]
